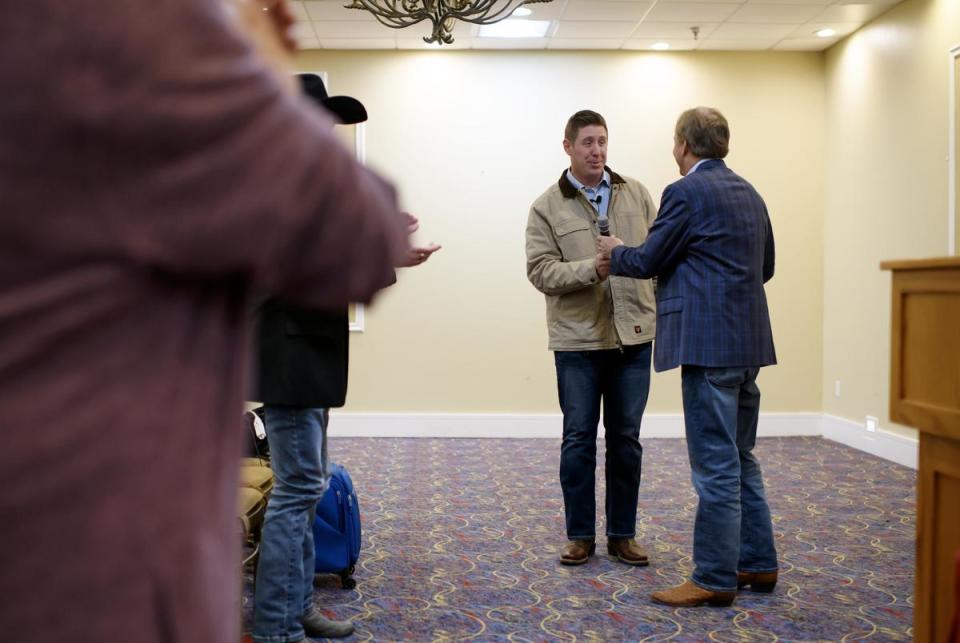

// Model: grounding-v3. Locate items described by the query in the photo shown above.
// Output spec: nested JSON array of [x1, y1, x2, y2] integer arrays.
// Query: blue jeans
[[253, 406, 330, 643], [555, 343, 651, 540], [681, 366, 778, 592]]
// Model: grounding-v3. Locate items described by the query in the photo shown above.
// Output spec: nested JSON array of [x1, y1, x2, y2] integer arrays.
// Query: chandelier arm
[[345, 0, 428, 27], [443, 0, 541, 24], [402, 0, 427, 13], [443, 0, 504, 21]]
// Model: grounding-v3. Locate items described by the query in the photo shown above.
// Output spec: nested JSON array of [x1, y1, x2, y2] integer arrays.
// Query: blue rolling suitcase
[[312, 463, 361, 589]]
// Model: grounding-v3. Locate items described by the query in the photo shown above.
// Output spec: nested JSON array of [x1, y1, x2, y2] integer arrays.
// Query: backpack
[[312, 463, 361, 589]]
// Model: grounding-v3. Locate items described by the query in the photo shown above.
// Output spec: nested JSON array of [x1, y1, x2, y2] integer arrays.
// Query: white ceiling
[[289, 0, 903, 52]]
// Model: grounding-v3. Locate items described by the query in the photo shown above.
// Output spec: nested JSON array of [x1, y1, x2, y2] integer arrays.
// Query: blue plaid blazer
[[609, 159, 776, 372]]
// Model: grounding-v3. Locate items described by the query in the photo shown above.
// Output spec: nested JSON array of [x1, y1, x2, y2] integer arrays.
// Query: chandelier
[[345, 0, 554, 45]]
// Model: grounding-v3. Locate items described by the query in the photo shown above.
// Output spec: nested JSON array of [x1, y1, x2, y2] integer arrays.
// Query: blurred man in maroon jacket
[[0, 0, 409, 641]]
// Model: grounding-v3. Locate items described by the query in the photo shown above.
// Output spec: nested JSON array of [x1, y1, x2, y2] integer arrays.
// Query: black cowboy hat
[[298, 73, 367, 124]]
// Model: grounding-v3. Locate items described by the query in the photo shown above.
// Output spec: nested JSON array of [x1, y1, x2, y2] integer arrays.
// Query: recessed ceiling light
[[512, 7, 532, 17], [651, 42, 671, 50], [815, 28, 836, 38], [478, 19, 550, 38]]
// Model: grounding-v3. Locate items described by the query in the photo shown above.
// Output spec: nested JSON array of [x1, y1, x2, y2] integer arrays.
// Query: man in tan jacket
[[526, 110, 657, 567]]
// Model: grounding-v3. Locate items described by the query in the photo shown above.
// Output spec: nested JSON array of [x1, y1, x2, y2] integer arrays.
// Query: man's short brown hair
[[675, 107, 729, 159], [565, 110, 607, 143]]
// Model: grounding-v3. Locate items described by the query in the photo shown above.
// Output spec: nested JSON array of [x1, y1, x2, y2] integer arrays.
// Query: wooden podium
[[881, 257, 960, 642]]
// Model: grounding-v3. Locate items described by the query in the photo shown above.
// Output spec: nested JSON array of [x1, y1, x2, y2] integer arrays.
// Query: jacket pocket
[[658, 296, 683, 315], [613, 211, 648, 244], [554, 218, 593, 260]]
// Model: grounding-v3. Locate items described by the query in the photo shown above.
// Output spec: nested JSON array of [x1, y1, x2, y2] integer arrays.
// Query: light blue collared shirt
[[566, 169, 611, 220], [686, 158, 714, 175]]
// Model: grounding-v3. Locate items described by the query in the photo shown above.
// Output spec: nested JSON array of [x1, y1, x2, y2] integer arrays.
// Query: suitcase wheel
[[339, 571, 357, 590]]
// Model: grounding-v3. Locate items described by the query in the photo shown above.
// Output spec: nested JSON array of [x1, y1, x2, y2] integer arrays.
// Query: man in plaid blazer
[[597, 107, 778, 608]]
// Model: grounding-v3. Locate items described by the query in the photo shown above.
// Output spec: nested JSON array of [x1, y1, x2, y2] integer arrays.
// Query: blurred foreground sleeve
[[5, 0, 407, 307]]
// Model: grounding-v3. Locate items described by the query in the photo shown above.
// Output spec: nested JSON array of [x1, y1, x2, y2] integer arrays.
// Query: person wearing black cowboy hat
[[252, 74, 440, 643]]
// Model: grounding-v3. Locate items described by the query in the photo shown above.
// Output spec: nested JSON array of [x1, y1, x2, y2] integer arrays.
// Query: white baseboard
[[328, 412, 822, 439], [820, 414, 918, 469], [755, 412, 827, 437]]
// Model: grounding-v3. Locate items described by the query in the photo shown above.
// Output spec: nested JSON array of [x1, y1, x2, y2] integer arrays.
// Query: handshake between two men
[[594, 234, 625, 280]]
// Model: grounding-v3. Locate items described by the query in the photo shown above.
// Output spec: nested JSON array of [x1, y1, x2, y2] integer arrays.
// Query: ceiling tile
[[291, 22, 318, 40], [547, 38, 626, 49], [508, 2, 567, 20], [622, 38, 699, 50], [812, 2, 892, 22], [317, 38, 398, 49], [472, 37, 549, 49], [729, 3, 824, 22], [630, 21, 719, 39], [295, 38, 321, 50], [698, 37, 781, 49], [645, 3, 742, 22], [554, 21, 639, 38], [303, 0, 373, 21], [561, 0, 653, 21], [789, 21, 862, 38], [710, 22, 797, 38], [661, 0, 763, 4], [477, 18, 552, 38], [774, 37, 835, 50], [736, 0, 830, 4], [312, 20, 397, 38]]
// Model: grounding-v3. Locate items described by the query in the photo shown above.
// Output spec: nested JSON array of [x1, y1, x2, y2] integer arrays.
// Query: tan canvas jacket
[[526, 167, 657, 351]]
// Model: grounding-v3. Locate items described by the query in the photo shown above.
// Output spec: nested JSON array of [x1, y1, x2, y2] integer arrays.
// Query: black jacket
[[254, 298, 350, 408]]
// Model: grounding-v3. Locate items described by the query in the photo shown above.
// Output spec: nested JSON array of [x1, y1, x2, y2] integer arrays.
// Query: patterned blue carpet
[[244, 436, 915, 641]]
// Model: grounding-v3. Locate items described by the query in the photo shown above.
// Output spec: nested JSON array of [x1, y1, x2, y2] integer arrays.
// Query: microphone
[[594, 195, 610, 236]]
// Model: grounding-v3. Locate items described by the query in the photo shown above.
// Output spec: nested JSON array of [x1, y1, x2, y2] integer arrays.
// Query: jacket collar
[[688, 158, 726, 174], [559, 166, 626, 199]]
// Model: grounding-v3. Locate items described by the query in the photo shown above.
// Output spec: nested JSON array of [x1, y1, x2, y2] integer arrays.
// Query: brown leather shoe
[[560, 539, 595, 565], [737, 570, 778, 593], [651, 580, 736, 607], [607, 538, 649, 566]]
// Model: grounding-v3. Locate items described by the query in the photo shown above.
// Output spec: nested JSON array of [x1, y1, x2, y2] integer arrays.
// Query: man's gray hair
[[675, 107, 729, 159]]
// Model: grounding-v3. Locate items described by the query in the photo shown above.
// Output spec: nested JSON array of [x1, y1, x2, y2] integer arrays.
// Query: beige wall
[[823, 0, 960, 438], [293, 50, 824, 414]]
